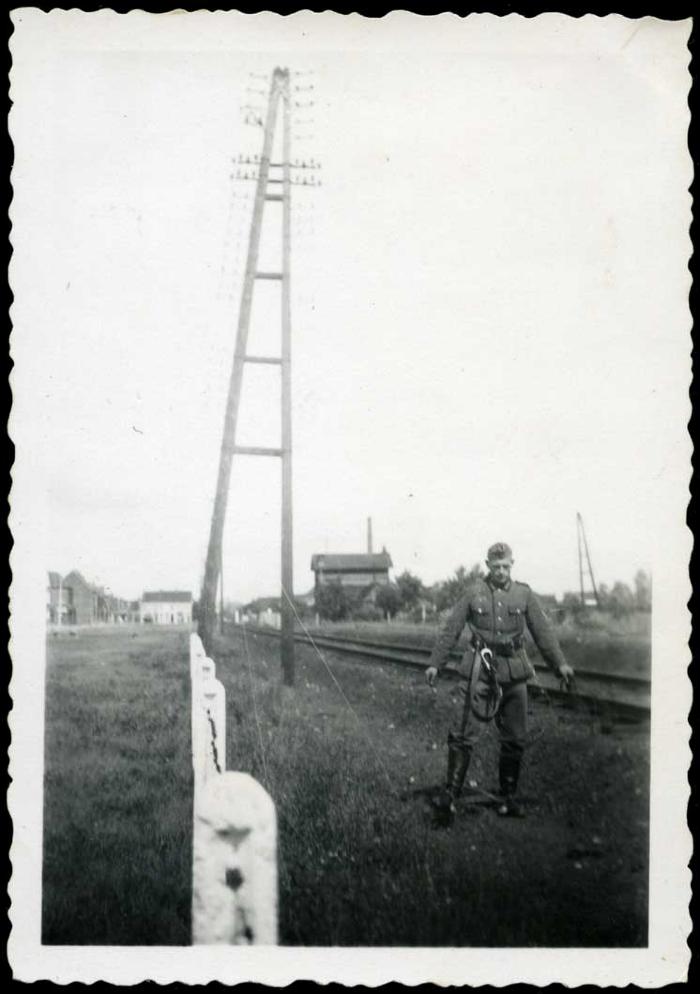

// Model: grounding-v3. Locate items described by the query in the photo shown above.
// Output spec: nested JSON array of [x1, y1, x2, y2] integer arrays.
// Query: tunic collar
[[486, 575, 512, 593]]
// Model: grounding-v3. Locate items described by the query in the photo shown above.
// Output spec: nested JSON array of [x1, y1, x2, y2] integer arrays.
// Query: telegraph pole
[[219, 544, 225, 635], [200, 69, 283, 652], [280, 80, 294, 683], [200, 67, 318, 686]]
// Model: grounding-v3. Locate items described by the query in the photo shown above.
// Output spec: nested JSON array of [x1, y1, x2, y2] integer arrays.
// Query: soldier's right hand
[[558, 663, 575, 688], [426, 666, 438, 688]]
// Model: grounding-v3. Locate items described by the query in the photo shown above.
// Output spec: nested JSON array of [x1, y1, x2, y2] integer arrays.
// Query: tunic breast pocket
[[471, 604, 490, 628], [507, 605, 524, 631]]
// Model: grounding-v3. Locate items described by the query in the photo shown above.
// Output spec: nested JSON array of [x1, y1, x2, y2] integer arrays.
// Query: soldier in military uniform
[[426, 542, 574, 817]]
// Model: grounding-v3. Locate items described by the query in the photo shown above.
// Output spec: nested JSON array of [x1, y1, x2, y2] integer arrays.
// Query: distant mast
[[367, 517, 373, 555], [576, 511, 600, 608]]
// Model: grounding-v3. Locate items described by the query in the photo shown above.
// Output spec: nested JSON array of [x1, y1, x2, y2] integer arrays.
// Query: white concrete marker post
[[190, 639, 199, 769], [190, 636, 207, 697], [190, 632, 206, 662], [189, 636, 278, 945], [190, 651, 216, 778], [191, 670, 228, 932], [192, 772, 278, 944], [200, 678, 226, 782]]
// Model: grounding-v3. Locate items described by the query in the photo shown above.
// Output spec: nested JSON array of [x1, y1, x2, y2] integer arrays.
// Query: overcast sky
[[10, 11, 691, 602]]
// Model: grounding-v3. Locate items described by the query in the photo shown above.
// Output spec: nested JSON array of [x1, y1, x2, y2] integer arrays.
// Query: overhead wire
[[280, 586, 397, 796], [241, 620, 270, 788]]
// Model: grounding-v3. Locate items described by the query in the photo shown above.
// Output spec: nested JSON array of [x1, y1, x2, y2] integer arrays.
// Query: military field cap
[[487, 542, 513, 561]]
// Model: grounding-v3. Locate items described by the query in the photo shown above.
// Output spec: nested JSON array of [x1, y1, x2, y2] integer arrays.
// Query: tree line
[[313, 565, 652, 623]]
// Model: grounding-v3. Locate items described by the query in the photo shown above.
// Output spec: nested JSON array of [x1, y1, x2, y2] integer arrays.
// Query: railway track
[[228, 624, 650, 721]]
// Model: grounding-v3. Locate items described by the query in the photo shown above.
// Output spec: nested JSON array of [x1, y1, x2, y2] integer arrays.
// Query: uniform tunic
[[430, 576, 567, 683]]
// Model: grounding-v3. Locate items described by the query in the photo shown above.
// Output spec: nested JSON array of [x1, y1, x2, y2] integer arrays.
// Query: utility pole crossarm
[[232, 446, 283, 457]]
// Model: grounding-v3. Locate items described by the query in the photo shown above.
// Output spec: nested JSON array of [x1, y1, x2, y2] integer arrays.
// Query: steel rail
[[227, 624, 650, 719], [274, 629, 650, 688]]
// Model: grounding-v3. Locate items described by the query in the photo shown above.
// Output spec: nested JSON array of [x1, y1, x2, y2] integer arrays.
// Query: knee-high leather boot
[[497, 753, 525, 817], [446, 735, 472, 799]]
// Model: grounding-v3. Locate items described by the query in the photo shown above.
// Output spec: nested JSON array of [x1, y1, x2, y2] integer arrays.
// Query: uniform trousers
[[449, 676, 528, 759]]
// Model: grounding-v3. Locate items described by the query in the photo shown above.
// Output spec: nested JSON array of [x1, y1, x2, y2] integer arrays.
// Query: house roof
[[142, 590, 193, 603], [311, 552, 392, 572], [63, 569, 91, 589]]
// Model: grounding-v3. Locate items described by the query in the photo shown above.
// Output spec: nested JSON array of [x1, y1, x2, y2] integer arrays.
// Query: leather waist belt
[[472, 634, 523, 657]]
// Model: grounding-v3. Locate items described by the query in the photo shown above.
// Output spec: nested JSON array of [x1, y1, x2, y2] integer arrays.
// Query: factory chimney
[[367, 517, 373, 555]]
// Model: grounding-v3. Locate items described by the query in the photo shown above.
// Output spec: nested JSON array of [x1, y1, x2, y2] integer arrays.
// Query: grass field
[[42, 627, 192, 944], [43, 624, 649, 946]]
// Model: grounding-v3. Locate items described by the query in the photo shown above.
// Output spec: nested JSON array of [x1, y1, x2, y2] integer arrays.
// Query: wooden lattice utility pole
[[279, 76, 295, 686], [199, 66, 307, 685], [576, 511, 600, 608]]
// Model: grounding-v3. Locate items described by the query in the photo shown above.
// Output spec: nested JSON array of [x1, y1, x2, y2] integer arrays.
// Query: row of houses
[[47, 572, 193, 626], [47, 551, 391, 629], [46, 523, 405, 629], [47, 571, 135, 626]]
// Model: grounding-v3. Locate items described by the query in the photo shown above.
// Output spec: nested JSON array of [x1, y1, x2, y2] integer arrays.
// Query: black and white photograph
[[8, 9, 692, 986]]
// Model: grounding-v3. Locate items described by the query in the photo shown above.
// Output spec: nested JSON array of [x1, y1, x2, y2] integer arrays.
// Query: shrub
[[374, 583, 401, 619], [315, 580, 349, 622], [351, 603, 384, 623]]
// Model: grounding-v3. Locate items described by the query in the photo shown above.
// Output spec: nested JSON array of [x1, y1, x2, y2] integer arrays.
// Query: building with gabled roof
[[311, 518, 393, 594], [47, 571, 69, 624], [140, 590, 193, 625], [62, 569, 99, 625], [310, 551, 393, 589]]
